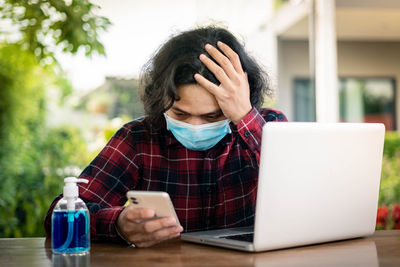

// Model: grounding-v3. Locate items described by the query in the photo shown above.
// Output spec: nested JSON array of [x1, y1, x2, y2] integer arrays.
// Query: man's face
[[165, 84, 226, 125]]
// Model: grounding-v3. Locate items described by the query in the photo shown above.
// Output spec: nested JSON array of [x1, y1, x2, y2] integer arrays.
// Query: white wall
[[278, 40, 310, 121], [278, 40, 400, 128]]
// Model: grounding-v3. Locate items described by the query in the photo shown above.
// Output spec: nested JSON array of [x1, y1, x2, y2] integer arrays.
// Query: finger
[[137, 225, 183, 247], [141, 216, 178, 233], [199, 53, 234, 86], [151, 225, 183, 240], [217, 41, 244, 74], [194, 73, 221, 97], [136, 230, 182, 248], [125, 206, 155, 223], [205, 44, 240, 83], [132, 224, 182, 246], [131, 217, 182, 237]]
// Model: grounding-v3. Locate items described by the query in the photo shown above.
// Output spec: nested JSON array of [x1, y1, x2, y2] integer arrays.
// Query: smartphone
[[126, 191, 181, 226]]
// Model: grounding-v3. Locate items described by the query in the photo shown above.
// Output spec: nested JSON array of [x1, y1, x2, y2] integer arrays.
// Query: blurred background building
[[60, 0, 400, 131], [268, 0, 400, 130]]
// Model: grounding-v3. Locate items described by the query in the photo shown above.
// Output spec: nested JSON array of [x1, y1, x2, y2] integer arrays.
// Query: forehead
[[173, 84, 220, 114]]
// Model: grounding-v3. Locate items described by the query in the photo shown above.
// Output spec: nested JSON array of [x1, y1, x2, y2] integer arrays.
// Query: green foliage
[[0, 44, 90, 237], [383, 131, 400, 158], [41, 126, 90, 195], [379, 154, 400, 206], [0, 0, 111, 62], [0, 44, 45, 237], [379, 132, 400, 207], [109, 83, 143, 120], [0, 0, 110, 237], [0, 126, 89, 237]]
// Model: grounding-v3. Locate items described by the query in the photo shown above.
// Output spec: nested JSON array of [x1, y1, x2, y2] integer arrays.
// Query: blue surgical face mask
[[164, 113, 232, 151]]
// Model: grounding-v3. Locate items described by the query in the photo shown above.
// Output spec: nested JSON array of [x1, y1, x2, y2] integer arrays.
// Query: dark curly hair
[[139, 26, 272, 129]]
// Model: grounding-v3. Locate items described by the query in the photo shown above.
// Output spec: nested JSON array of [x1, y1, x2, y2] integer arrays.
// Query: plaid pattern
[[44, 107, 287, 242]]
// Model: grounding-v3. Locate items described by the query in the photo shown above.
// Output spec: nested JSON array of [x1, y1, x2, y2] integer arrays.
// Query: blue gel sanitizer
[[52, 177, 90, 254]]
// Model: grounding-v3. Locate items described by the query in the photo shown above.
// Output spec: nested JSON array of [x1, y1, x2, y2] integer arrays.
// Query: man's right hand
[[116, 205, 183, 248]]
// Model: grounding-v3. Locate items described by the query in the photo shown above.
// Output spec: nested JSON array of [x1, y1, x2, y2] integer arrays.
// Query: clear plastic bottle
[[52, 177, 90, 255]]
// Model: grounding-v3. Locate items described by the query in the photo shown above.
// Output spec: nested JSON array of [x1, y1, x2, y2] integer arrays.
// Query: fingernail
[[205, 43, 212, 49], [199, 54, 206, 60], [217, 41, 223, 46]]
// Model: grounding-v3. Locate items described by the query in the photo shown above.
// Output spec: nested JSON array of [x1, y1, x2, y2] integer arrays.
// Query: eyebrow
[[171, 106, 223, 117]]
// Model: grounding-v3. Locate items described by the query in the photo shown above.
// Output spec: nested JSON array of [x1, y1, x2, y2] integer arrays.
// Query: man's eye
[[205, 114, 222, 119], [174, 113, 187, 117]]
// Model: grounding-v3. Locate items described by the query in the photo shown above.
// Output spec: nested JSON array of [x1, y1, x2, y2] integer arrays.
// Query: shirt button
[[244, 131, 251, 137]]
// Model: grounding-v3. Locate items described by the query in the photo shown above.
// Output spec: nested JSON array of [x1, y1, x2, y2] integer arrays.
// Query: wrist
[[115, 208, 132, 245], [231, 106, 252, 125], [115, 223, 133, 246]]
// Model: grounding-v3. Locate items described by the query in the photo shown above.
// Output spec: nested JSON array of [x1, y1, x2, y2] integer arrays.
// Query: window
[[293, 78, 315, 122], [339, 78, 396, 130], [293, 77, 396, 130]]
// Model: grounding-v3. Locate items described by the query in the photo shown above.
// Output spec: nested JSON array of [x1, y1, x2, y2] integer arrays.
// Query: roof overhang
[[270, 0, 400, 41]]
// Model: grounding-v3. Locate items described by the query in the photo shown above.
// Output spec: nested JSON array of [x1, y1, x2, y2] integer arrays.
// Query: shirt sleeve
[[44, 124, 141, 243], [236, 107, 288, 163]]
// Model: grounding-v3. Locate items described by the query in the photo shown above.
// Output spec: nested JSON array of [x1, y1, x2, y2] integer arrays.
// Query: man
[[44, 26, 287, 248]]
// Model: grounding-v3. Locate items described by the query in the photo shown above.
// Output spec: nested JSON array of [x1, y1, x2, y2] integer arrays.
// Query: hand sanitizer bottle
[[52, 177, 90, 254]]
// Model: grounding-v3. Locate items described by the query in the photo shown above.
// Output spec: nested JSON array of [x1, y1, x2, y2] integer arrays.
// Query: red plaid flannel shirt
[[44, 107, 287, 242]]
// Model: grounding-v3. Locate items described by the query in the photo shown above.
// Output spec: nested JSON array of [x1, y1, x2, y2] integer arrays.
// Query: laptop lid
[[253, 122, 385, 251]]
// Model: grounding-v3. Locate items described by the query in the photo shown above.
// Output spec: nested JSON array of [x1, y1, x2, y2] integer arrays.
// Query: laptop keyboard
[[221, 233, 254, 242]]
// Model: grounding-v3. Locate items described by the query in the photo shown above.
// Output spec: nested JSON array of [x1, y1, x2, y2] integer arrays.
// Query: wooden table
[[1, 230, 399, 266]]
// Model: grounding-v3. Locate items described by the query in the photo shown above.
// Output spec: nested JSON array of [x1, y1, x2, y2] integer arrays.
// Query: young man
[[44, 26, 287, 248]]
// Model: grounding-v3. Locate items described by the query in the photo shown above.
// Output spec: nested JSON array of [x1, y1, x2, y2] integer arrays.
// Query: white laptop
[[181, 122, 385, 252]]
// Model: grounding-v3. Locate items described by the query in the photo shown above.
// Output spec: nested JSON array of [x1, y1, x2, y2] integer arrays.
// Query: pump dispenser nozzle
[[63, 177, 88, 211]]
